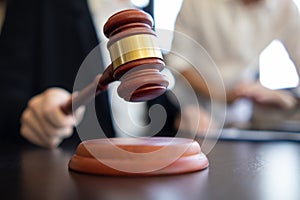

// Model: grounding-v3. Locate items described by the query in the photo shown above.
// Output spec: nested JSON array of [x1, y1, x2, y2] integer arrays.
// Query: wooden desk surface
[[1, 133, 300, 200]]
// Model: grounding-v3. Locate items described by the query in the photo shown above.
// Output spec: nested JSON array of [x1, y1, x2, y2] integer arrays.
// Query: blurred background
[[152, 0, 300, 91], [1, 0, 299, 91]]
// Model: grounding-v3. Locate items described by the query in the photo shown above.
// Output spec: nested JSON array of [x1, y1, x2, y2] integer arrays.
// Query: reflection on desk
[[70, 170, 208, 200], [1, 134, 300, 200], [201, 128, 300, 142], [21, 148, 76, 200]]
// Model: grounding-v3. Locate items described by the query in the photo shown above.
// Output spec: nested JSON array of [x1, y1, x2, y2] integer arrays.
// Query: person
[[0, 0, 158, 148], [166, 0, 300, 133]]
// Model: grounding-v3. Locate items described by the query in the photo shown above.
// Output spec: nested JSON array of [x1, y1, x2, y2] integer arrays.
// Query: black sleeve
[[0, 0, 112, 141], [0, 0, 39, 140]]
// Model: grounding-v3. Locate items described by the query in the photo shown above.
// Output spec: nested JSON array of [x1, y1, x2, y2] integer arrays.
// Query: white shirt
[[168, 0, 300, 90], [87, 0, 148, 137], [167, 0, 300, 125]]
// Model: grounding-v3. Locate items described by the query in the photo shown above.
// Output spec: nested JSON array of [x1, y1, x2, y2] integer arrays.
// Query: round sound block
[[68, 137, 209, 176]]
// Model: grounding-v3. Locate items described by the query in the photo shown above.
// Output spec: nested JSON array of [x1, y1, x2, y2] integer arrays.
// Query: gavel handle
[[60, 65, 114, 115]]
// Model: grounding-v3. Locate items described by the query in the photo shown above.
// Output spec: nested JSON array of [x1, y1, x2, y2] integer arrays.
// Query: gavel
[[65, 9, 209, 177], [61, 9, 169, 115]]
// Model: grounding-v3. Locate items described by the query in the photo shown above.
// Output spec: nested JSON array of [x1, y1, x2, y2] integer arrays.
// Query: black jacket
[[0, 0, 178, 143], [0, 0, 115, 141]]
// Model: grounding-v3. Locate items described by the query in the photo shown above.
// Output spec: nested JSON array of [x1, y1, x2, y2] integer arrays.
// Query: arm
[[0, 0, 87, 147], [233, 81, 297, 110], [180, 67, 239, 103]]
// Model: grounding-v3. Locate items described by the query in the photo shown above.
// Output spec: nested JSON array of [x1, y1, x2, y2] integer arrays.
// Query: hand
[[20, 88, 85, 148], [234, 82, 297, 109]]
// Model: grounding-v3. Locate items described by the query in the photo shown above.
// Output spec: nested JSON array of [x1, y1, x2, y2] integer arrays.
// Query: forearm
[[180, 68, 232, 102], [233, 81, 298, 110]]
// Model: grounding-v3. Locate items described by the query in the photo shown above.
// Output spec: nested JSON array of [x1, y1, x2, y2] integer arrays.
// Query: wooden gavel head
[[102, 9, 169, 102]]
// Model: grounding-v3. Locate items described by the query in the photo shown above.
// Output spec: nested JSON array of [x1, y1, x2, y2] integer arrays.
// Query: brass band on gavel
[[108, 34, 163, 70]]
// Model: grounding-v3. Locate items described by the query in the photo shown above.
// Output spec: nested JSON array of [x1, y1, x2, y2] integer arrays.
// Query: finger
[[20, 105, 46, 146], [21, 125, 45, 147], [256, 91, 297, 109], [73, 106, 86, 125], [28, 90, 72, 134], [21, 108, 67, 145], [44, 99, 86, 129], [26, 100, 59, 137], [27, 107, 74, 139], [44, 107, 74, 128], [42, 89, 74, 128], [21, 109, 50, 141], [21, 109, 43, 135], [54, 126, 74, 138], [21, 123, 61, 148]]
